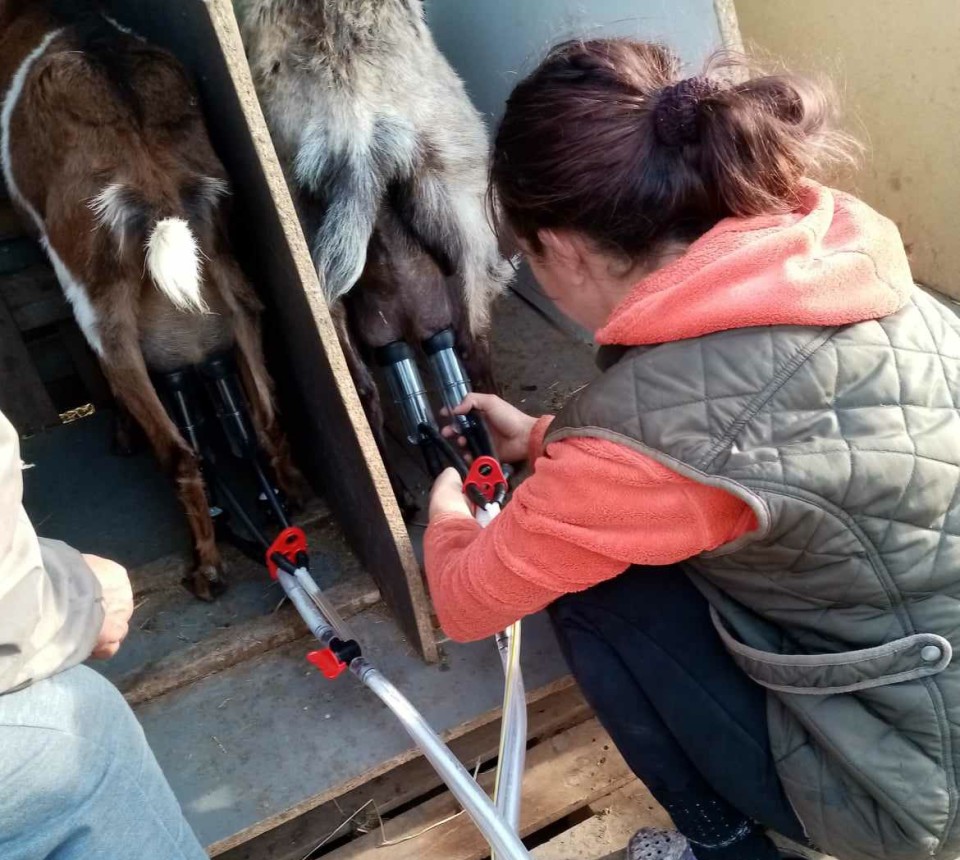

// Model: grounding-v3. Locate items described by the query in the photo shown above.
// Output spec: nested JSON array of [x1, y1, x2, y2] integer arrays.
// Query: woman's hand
[[429, 467, 473, 521], [83, 554, 134, 659], [443, 393, 538, 464]]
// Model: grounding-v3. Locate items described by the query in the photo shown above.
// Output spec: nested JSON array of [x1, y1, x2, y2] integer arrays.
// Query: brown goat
[[0, 1, 302, 598]]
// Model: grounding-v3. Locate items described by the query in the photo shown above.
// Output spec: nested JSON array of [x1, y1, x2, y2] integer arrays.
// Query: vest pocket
[[710, 607, 953, 695]]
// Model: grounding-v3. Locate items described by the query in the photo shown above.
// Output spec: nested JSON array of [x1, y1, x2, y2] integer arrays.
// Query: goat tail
[[145, 218, 208, 314], [312, 191, 378, 306]]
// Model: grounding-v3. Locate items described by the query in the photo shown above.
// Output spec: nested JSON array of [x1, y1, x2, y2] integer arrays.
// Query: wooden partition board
[[106, 0, 436, 660]]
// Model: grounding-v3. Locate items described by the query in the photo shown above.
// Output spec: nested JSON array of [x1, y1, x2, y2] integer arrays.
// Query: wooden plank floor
[[323, 718, 635, 860], [533, 783, 671, 860], [223, 684, 592, 860], [131, 606, 569, 853], [310, 716, 673, 860], [313, 723, 836, 860], [309, 720, 835, 860]]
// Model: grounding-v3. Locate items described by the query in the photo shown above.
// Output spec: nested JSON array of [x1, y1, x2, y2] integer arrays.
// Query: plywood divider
[[107, 0, 436, 659]]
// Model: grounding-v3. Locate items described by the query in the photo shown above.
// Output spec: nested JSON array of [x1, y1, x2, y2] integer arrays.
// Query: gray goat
[[234, 0, 511, 337], [236, 0, 511, 509]]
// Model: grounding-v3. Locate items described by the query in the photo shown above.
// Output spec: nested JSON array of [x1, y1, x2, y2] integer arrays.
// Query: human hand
[[442, 393, 538, 464], [428, 467, 472, 522], [83, 554, 134, 659]]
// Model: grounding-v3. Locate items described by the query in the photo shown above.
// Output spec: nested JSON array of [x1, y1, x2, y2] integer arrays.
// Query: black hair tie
[[653, 76, 722, 147]]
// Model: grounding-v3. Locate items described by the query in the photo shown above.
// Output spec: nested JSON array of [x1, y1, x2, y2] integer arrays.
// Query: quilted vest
[[546, 292, 960, 860]]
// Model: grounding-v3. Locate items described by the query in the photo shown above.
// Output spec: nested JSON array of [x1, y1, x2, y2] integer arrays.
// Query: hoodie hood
[[596, 183, 915, 347]]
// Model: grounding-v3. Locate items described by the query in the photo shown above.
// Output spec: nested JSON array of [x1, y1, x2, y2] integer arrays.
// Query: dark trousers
[[548, 566, 807, 860]]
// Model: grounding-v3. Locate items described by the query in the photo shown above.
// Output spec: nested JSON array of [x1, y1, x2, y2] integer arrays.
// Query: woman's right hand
[[443, 393, 538, 464], [83, 554, 134, 660]]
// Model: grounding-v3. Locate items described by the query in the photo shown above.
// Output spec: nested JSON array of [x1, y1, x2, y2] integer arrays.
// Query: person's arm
[[425, 430, 756, 643], [0, 411, 129, 694], [0, 532, 104, 694], [525, 415, 555, 467]]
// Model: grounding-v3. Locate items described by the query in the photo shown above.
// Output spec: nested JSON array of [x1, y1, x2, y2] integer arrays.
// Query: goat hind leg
[[232, 315, 308, 506], [454, 320, 498, 396], [100, 335, 225, 600], [393, 169, 512, 338]]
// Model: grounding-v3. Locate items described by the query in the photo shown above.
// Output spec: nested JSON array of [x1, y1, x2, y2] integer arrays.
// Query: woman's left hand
[[428, 467, 472, 521]]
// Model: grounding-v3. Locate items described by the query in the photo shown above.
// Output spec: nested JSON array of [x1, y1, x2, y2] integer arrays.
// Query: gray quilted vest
[[547, 291, 960, 860]]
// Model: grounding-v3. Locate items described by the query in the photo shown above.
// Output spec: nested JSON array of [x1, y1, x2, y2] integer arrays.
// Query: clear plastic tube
[[477, 502, 528, 855], [277, 569, 337, 647], [293, 566, 352, 641], [276, 567, 532, 859], [494, 622, 526, 834], [356, 661, 531, 860]]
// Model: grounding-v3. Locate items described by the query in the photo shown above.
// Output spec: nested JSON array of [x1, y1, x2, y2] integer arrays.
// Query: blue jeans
[[0, 665, 206, 860]]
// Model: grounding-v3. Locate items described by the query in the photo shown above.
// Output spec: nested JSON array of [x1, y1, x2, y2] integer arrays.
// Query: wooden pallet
[[301, 714, 831, 860], [228, 693, 672, 860], [220, 683, 591, 860], [320, 716, 638, 860], [532, 782, 671, 860]]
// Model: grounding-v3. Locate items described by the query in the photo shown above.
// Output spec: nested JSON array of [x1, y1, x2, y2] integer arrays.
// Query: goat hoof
[[183, 565, 227, 602]]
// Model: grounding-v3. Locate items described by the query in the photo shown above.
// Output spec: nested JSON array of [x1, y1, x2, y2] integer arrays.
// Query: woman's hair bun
[[698, 56, 858, 217], [491, 39, 859, 258], [652, 76, 723, 147]]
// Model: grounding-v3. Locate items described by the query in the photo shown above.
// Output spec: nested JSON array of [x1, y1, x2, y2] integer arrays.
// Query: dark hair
[[490, 39, 856, 258]]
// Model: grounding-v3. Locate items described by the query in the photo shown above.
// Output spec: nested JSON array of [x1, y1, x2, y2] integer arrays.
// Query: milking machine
[[154, 353, 290, 564], [153, 337, 531, 860], [377, 328, 527, 847], [423, 328, 496, 461]]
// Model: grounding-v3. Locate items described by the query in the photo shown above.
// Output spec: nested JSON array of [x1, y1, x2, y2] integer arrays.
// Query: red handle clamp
[[307, 648, 348, 680], [464, 456, 507, 504], [266, 526, 308, 579]]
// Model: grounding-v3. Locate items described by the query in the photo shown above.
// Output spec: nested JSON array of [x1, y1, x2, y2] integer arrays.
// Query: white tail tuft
[[145, 218, 207, 313]]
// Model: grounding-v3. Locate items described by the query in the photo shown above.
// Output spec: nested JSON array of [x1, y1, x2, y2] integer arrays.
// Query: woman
[[425, 39, 960, 860]]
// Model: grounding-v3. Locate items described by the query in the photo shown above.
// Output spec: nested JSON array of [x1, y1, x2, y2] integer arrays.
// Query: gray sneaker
[[627, 828, 696, 860]]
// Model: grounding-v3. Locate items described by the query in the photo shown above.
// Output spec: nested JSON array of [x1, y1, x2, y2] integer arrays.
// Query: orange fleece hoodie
[[424, 183, 915, 642]]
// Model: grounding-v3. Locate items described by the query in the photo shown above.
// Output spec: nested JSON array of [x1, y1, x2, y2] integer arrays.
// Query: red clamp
[[307, 648, 348, 680], [266, 526, 308, 579], [464, 456, 508, 505]]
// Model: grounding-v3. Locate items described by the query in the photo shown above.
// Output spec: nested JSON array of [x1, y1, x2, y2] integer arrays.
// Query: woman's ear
[[537, 229, 589, 282]]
